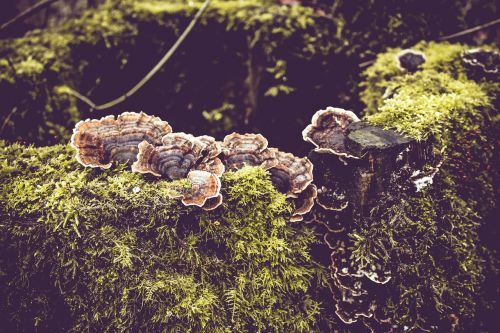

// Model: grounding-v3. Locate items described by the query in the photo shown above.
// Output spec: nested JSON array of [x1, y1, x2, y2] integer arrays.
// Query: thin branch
[[439, 17, 500, 41], [0, 107, 18, 135], [65, 0, 211, 112], [0, 0, 60, 32]]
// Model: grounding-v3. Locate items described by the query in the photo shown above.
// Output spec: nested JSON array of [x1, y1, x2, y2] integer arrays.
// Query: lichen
[[0, 143, 330, 332]]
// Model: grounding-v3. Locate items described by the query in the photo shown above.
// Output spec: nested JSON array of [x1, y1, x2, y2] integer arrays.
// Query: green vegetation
[[351, 41, 499, 332], [0, 142, 330, 332]]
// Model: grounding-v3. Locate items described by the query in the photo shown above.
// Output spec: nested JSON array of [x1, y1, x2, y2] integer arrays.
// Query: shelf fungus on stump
[[396, 49, 426, 72], [462, 48, 499, 79], [71, 111, 172, 168], [132, 133, 223, 210], [221, 133, 278, 170], [302, 107, 361, 159], [266, 148, 315, 221]]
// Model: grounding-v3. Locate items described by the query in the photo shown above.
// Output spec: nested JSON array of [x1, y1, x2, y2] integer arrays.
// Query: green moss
[[361, 42, 497, 145], [353, 41, 499, 332], [0, 143, 329, 332]]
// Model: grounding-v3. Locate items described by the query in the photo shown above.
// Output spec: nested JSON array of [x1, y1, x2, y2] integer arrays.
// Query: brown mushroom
[[71, 111, 172, 168], [462, 48, 499, 74], [302, 107, 360, 159], [131, 133, 206, 180], [180, 170, 221, 207], [221, 133, 277, 170], [268, 148, 314, 197], [202, 194, 223, 211], [290, 184, 317, 222]]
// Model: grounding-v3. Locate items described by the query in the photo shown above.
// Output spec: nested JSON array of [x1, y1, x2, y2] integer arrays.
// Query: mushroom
[[302, 107, 361, 159], [132, 133, 206, 180], [396, 49, 426, 72], [290, 184, 317, 222], [179, 170, 221, 207], [70, 111, 172, 168], [462, 48, 499, 74], [202, 194, 223, 211], [268, 148, 314, 197], [132, 133, 224, 208], [197, 135, 222, 159], [221, 133, 278, 170]]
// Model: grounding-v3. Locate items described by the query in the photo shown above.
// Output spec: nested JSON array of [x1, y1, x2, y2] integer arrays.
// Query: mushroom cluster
[[71, 112, 223, 210], [71, 113, 314, 217], [220, 132, 316, 220], [302, 107, 397, 332]]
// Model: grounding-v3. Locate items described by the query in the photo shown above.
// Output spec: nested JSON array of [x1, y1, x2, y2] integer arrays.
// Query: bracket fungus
[[396, 49, 426, 72], [132, 133, 223, 209], [131, 133, 206, 179], [70, 111, 172, 168], [221, 133, 277, 170], [290, 184, 317, 222], [302, 107, 361, 159], [181, 170, 221, 207], [268, 149, 314, 197], [462, 48, 499, 75]]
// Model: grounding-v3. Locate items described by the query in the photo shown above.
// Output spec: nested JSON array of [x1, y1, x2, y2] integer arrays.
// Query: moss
[[352, 41, 499, 332], [0, 143, 330, 332]]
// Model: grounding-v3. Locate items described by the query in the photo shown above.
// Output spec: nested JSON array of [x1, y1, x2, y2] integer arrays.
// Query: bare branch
[[64, 0, 211, 112], [0, 0, 60, 32]]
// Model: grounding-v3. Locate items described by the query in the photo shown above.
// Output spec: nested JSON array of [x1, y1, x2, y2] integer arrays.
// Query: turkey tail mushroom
[[70, 111, 172, 169], [179, 170, 222, 207], [221, 133, 278, 170], [302, 107, 360, 159]]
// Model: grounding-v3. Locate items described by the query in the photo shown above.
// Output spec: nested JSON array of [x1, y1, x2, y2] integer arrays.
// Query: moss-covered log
[[0, 142, 332, 332]]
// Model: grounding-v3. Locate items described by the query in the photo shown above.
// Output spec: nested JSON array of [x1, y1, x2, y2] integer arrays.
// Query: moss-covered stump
[[0, 0, 496, 149], [312, 42, 498, 332], [0, 142, 331, 332]]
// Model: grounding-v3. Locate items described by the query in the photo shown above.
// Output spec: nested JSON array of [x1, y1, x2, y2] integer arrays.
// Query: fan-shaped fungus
[[221, 133, 277, 170], [71, 112, 171, 168], [302, 107, 360, 159]]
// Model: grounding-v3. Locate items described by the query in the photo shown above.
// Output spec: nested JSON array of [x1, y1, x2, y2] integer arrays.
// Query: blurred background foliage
[[0, 0, 497, 152]]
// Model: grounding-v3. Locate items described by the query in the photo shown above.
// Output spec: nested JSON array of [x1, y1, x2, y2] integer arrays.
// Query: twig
[[439, 17, 500, 41], [65, 0, 211, 112], [0, 0, 60, 32], [358, 17, 500, 68], [0, 107, 18, 135]]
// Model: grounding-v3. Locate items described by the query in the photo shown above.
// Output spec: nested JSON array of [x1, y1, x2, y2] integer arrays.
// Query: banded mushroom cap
[[70, 111, 172, 168], [268, 148, 314, 197], [180, 170, 221, 207], [197, 135, 222, 160], [462, 48, 499, 74], [221, 133, 278, 170], [396, 49, 426, 72], [302, 107, 360, 158], [290, 184, 317, 222], [202, 194, 223, 211], [132, 133, 206, 180]]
